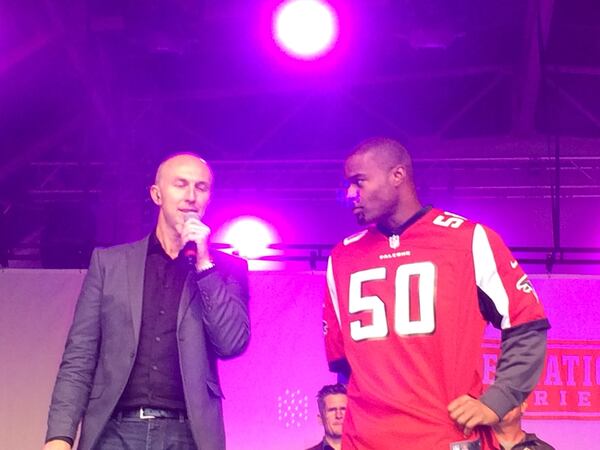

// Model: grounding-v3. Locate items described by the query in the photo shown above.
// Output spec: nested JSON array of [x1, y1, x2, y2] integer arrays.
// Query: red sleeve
[[473, 223, 550, 419], [472, 223, 546, 329], [324, 255, 348, 373]]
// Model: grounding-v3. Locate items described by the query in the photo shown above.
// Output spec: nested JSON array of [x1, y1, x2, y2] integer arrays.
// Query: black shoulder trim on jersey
[[501, 318, 551, 340], [337, 371, 350, 385], [477, 286, 504, 328], [329, 358, 351, 379], [376, 205, 432, 236]]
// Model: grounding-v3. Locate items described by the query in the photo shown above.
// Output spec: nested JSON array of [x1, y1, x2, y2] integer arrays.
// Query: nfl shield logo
[[389, 234, 400, 249]]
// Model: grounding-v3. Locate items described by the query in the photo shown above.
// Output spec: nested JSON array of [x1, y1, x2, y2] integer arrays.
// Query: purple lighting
[[273, 0, 339, 60], [220, 216, 279, 259]]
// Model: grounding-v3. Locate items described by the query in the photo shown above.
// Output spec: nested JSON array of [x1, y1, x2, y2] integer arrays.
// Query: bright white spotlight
[[221, 216, 278, 259], [273, 0, 339, 60]]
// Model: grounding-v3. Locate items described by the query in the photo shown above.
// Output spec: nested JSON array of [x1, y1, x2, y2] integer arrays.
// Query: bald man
[[323, 138, 549, 449], [43, 153, 250, 450]]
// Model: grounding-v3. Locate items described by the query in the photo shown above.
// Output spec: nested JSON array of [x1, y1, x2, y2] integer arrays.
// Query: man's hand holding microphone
[[181, 212, 215, 272]]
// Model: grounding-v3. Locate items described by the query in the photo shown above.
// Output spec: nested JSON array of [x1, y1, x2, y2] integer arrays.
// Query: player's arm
[[479, 299, 548, 417], [449, 224, 549, 434], [324, 256, 350, 379], [472, 224, 549, 417], [450, 315, 548, 437]]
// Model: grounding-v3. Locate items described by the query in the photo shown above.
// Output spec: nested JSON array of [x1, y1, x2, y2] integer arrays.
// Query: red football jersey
[[324, 207, 546, 450]]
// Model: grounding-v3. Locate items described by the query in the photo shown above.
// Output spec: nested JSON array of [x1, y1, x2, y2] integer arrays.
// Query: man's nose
[[185, 186, 197, 202], [346, 185, 358, 201]]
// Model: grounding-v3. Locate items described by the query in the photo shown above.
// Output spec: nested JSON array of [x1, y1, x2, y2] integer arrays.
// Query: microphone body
[[183, 212, 199, 267], [182, 240, 197, 267]]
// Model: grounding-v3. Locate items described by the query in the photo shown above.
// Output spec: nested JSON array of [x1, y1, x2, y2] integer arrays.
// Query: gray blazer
[[45, 235, 250, 450]]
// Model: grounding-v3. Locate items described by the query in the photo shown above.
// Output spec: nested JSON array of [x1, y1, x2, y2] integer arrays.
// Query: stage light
[[273, 0, 338, 60], [220, 216, 279, 259]]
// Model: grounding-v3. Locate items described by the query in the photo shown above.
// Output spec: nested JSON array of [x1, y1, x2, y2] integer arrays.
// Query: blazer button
[[130, 351, 135, 358]]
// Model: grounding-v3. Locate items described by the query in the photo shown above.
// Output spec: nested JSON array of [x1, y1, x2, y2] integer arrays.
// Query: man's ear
[[390, 164, 408, 186], [317, 413, 324, 426], [150, 184, 162, 205]]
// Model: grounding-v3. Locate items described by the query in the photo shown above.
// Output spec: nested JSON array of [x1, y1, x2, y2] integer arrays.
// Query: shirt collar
[[321, 439, 335, 450], [147, 230, 165, 256], [521, 432, 540, 444], [376, 205, 432, 236], [147, 230, 186, 264]]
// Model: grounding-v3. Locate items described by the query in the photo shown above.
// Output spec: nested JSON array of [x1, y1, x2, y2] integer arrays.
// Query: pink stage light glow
[[220, 216, 279, 260], [273, 0, 339, 60]]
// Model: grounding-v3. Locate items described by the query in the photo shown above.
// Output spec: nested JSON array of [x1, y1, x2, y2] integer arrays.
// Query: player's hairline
[[347, 137, 413, 173]]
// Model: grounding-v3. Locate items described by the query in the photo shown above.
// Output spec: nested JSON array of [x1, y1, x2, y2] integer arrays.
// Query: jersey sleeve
[[472, 223, 550, 418], [324, 255, 350, 376], [472, 223, 547, 329]]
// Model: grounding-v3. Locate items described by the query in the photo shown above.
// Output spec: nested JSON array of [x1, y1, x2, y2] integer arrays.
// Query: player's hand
[[42, 440, 72, 450], [448, 395, 499, 436]]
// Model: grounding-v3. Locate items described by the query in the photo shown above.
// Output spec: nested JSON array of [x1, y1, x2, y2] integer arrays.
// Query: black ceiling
[[1, 0, 600, 266]]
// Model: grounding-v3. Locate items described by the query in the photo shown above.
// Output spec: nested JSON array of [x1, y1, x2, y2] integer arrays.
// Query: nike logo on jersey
[[510, 260, 519, 269]]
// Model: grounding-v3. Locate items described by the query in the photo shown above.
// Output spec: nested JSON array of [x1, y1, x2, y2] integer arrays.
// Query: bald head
[[150, 152, 213, 236], [155, 152, 212, 186], [349, 137, 413, 179]]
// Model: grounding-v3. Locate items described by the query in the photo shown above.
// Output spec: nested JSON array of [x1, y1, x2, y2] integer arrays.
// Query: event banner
[[482, 339, 600, 419]]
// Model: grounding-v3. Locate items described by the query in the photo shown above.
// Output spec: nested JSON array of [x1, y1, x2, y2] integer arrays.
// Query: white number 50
[[349, 262, 436, 341]]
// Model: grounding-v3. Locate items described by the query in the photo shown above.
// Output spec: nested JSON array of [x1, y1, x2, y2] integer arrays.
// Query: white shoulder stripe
[[472, 224, 511, 329], [326, 255, 342, 326], [343, 229, 368, 246]]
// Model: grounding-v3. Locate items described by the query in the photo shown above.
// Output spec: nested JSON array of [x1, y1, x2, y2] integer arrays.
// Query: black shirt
[[117, 232, 189, 411], [499, 432, 556, 450], [305, 439, 335, 450]]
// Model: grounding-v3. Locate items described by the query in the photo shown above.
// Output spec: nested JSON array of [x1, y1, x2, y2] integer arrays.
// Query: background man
[[43, 153, 250, 450], [306, 384, 347, 450], [323, 137, 549, 449], [492, 402, 555, 450]]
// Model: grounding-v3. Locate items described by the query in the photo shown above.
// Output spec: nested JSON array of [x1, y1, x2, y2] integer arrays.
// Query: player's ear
[[390, 164, 408, 186]]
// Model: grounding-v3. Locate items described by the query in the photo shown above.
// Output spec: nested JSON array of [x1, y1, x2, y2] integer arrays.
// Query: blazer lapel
[[127, 236, 149, 342]]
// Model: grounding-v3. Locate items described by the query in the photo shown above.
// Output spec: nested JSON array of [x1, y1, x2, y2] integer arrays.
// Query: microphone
[[182, 212, 199, 266]]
